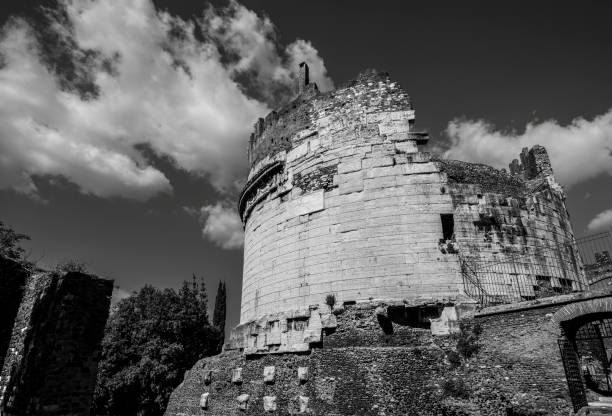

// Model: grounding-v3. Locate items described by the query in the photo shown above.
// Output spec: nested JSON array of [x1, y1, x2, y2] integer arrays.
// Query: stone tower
[[165, 65, 592, 416], [237, 63, 584, 324]]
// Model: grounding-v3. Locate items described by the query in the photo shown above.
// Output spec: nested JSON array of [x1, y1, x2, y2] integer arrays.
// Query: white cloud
[[0, 0, 333, 200], [443, 110, 612, 188], [111, 286, 133, 305], [588, 209, 612, 233], [195, 202, 244, 249], [203, 1, 333, 96]]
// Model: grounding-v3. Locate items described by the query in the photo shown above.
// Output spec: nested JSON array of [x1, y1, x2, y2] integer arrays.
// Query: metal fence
[[576, 231, 612, 291], [462, 231, 612, 307]]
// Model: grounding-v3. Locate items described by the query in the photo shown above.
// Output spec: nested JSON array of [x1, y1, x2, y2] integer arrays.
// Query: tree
[[93, 280, 222, 416], [212, 281, 227, 349], [0, 221, 30, 262], [213, 281, 227, 332]]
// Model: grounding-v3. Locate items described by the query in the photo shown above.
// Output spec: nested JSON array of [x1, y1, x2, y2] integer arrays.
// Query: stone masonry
[[238, 64, 584, 324], [165, 64, 594, 415], [0, 266, 113, 416]]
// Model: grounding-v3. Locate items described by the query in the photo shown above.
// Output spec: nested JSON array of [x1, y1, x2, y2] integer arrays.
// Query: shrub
[[325, 293, 336, 308]]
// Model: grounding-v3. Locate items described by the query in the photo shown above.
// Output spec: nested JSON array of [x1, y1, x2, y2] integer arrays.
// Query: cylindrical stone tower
[[238, 67, 462, 323]]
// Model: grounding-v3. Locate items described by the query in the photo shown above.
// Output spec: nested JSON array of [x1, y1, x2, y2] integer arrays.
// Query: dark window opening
[[343, 300, 356, 306], [441, 214, 455, 241], [387, 305, 443, 329]]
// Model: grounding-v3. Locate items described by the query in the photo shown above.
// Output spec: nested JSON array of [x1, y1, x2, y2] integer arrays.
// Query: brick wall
[[0, 257, 29, 372], [0, 271, 113, 416], [464, 304, 572, 415]]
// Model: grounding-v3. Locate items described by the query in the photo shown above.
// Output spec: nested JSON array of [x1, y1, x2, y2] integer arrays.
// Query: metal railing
[[576, 231, 612, 290], [461, 232, 612, 307]]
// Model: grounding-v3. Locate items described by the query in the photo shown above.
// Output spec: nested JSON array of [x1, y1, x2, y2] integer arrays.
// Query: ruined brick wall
[[464, 302, 572, 414], [0, 271, 113, 416], [239, 69, 461, 323], [165, 299, 587, 416], [439, 155, 585, 300], [166, 303, 459, 416], [0, 257, 29, 373]]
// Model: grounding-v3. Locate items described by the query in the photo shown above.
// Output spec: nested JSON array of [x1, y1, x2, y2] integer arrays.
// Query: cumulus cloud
[[588, 209, 612, 233], [443, 111, 612, 188], [202, 1, 333, 103], [0, 0, 333, 200], [195, 202, 244, 249], [111, 286, 133, 305]]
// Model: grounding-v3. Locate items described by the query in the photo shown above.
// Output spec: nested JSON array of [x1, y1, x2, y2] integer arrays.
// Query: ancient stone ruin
[[165, 64, 612, 415], [0, 257, 113, 416]]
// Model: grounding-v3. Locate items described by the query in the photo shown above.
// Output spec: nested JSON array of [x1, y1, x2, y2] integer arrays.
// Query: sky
[[0, 0, 611, 331]]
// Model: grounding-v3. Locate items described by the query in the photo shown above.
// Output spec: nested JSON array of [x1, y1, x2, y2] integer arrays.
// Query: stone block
[[339, 180, 363, 195], [321, 313, 337, 329], [379, 119, 410, 136], [237, 394, 249, 411], [199, 392, 209, 409], [338, 159, 362, 174], [395, 140, 419, 154], [287, 190, 325, 218], [362, 156, 394, 169], [231, 367, 242, 384], [263, 395, 277, 412], [287, 141, 309, 163], [263, 366, 275, 383], [299, 396, 310, 414], [298, 367, 309, 382], [430, 306, 459, 336], [203, 370, 213, 385]]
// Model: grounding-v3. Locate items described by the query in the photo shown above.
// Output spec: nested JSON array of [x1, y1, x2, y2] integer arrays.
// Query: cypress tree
[[212, 281, 227, 335]]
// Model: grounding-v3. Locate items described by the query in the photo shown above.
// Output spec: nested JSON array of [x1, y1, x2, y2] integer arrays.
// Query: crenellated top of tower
[[246, 63, 427, 169], [509, 145, 554, 181]]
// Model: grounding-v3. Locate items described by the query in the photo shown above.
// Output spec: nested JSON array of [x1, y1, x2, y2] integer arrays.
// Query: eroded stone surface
[[263, 395, 277, 412], [263, 366, 275, 383], [238, 66, 584, 326], [231, 367, 242, 384], [199, 392, 209, 409]]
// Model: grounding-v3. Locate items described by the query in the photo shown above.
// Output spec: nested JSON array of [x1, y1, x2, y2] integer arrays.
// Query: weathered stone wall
[[239, 67, 583, 324], [167, 303, 461, 416], [460, 302, 572, 414], [440, 158, 585, 301], [166, 296, 612, 415], [240, 70, 461, 323], [0, 257, 29, 373], [0, 271, 113, 416]]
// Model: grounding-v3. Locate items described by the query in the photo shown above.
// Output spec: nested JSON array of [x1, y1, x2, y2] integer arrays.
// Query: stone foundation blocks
[[199, 392, 209, 410], [237, 394, 249, 411], [263, 395, 277, 412], [298, 366, 309, 383], [299, 396, 310, 414], [203, 370, 213, 385], [263, 365, 275, 383], [231, 367, 242, 384]]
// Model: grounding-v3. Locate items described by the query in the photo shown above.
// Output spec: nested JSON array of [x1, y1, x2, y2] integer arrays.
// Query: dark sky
[[0, 0, 611, 331]]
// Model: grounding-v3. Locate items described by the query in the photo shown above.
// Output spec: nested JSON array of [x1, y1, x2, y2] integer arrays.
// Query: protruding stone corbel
[[263, 366, 275, 383], [199, 392, 209, 410], [231, 368, 242, 384]]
